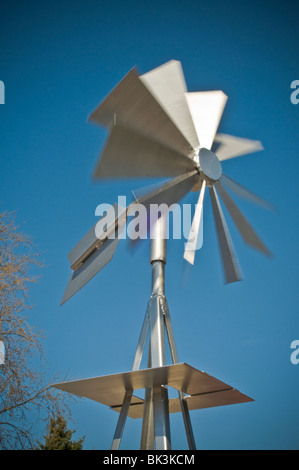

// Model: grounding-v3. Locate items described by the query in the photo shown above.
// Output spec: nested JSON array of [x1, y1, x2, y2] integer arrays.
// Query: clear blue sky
[[1, 0, 299, 450]]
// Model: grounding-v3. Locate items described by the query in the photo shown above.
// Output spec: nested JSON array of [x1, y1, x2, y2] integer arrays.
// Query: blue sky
[[1, 0, 299, 450]]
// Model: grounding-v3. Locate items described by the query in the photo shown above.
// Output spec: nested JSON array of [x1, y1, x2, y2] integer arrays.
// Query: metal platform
[[53, 362, 253, 419]]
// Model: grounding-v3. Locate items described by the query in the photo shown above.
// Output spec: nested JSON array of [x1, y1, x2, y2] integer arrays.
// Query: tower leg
[[140, 386, 154, 449], [140, 343, 154, 450], [110, 389, 133, 450], [161, 296, 197, 450]]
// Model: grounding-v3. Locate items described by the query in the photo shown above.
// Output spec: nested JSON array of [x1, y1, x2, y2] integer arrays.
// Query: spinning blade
[[213, 133, 264, 161], [215, 181, 271, 257], [184, 180, 206, 265], [89, 68, 194, 161], [209, 186, 243, 284], [220, 174, 276, 212], [185, 91, 227, 150], [128, 170, 199, 242], [133, 170, 198, 213], [140, 60, 199, 150], [94, 123, 195, 179]]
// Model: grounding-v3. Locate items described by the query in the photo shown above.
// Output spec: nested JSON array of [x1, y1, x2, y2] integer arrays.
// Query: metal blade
[[88, 68, 194, 158], [61, 217, 126, 305], [127, 170, 198, 245], [220, 174, 276, 211], [94, 123, 196, 179], [61, 236, 121, 305], [209, 186, 243, 284], [129, 170, 198, 215], [68, 203, 123, 270], [183, 181, 206, 265], [185, 91, 227, 150], [215, 181, 271, 257], [140, 60, 199, 149], [212, 133, 264, 161]]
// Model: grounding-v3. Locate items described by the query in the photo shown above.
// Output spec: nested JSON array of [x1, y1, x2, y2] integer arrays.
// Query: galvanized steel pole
[[149, 214, 171, 450]]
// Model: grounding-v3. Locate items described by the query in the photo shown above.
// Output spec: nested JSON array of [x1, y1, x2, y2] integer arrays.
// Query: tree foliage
[[0, 211, 68, 449], [38, 414, 84, 450]]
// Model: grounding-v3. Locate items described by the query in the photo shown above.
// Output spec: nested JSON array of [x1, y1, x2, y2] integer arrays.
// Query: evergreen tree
[[39, 414, 85, 450]]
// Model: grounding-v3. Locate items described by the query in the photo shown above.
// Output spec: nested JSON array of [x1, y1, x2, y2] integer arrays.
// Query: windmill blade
[[88, 67, 194, 159], [94, 123, 196, 179], [209, 186, 243, 284], [129, 170, 198, 214], [61, 205, 126, 305], [127, 170, 198, 243], [220, 174, 276, 212], [61, 236, 122, 305], [185, 91, 228, 150], [215, 181, 272, 257], [184, 180, 206, 265], [140, 60, 199, 150], [212, 133, 264, 161]]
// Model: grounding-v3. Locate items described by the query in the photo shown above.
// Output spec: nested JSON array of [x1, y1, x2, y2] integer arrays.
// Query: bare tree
[[0, 211, 69, 449]]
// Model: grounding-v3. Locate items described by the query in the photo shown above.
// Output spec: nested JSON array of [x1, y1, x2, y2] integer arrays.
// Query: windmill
[[54, 60, 272, 450]]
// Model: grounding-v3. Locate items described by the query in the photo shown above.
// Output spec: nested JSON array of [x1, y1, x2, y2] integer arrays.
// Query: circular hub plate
[[198, 148, 222, 181]]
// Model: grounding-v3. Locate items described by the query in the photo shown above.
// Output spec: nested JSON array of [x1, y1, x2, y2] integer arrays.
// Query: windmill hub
[[198, 148, 222, 182]]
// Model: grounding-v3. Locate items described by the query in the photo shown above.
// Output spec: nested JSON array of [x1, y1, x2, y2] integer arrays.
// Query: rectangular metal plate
[[184, 388, 253, 411], [113, 389, 253, 419], [53, 363, 252, 418]]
